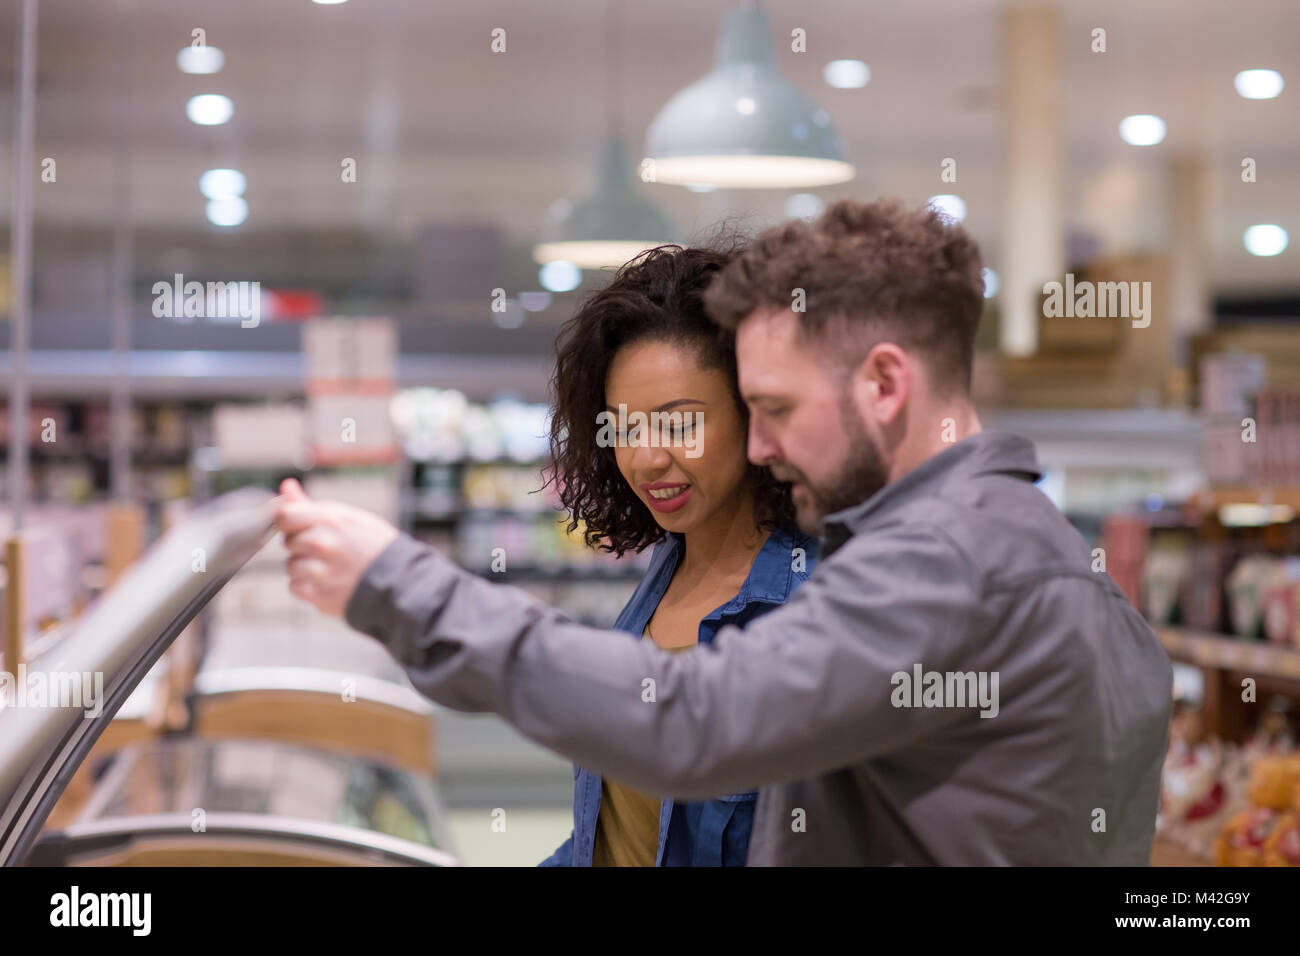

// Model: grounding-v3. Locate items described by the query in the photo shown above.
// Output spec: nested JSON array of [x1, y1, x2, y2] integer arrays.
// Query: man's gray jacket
[[344, 430, 1173, 864]]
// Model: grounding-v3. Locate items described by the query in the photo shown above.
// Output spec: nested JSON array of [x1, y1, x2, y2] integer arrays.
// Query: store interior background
[[2, 0, 1299, 865]]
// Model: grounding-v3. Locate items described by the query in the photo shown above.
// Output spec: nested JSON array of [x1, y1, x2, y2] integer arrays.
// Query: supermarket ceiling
[[0, 0, 1297, 348]]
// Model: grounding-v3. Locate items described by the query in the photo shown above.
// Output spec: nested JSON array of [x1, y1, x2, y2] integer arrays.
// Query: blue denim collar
[[617, 524, 815, 639]]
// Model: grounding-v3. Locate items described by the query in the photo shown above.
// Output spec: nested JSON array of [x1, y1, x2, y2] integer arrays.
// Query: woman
[[538, 244, 818, 867]]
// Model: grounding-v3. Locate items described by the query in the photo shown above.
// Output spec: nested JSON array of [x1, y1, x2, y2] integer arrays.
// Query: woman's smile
[[641, 481, 693, 512]]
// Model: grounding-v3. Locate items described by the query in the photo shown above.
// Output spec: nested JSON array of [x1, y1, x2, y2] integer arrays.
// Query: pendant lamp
[[643, 3, 855, 189], [532, 1, 676, 269]]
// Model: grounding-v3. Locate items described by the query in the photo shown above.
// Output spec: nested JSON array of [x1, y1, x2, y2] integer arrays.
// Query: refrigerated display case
[[0, 487, 457, 867]]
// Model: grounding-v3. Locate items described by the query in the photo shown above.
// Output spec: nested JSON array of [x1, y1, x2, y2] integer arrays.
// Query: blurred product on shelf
[[310, 392, 396, 465], [305, 318, 399, 467], [1144, 541, 1191, 625], [1201, 353, 1266, 486], [1158, 703, 1238, 859], [391, 386, 647, 619], [1102, 514, 1148, 606], [0, 517, 85, 646], [410, 463, 459, 515], [389, 387, 550, 464], [1228, 555, 1282, 639], [304, 316, 397, 383], [214, 403, 307, 468], [452, 511, 647, 577], [1185, 542, 1232, 633], [0, 400, 199, 506], [1263, 558, 1300, 645], [1251, 388, 1300, 488], [1158, 697, 1300, 864], [462, 463, 560, 512], [1213, 748, 1300, 866]]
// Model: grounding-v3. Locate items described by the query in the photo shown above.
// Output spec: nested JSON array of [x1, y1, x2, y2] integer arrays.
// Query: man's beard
[[777, 395, 889, 536]]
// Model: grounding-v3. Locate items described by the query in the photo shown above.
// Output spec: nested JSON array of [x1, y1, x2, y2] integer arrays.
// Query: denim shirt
[[538, 523, 818, 867]]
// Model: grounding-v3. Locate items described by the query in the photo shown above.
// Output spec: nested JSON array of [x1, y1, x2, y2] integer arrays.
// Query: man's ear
[[851, 344, 908, 426]]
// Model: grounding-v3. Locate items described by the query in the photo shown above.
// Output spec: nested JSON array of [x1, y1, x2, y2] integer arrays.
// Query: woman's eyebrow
[[603, 398, 707, 413]]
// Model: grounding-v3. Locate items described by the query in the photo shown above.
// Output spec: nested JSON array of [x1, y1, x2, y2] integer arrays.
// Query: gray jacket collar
[[819, 430, 1042, 558]]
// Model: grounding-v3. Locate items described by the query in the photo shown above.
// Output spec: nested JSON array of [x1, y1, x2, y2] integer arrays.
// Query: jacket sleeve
[[344, 525, 981, 800]]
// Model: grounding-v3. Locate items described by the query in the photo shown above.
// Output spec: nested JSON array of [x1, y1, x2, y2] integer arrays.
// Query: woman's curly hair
[[542, 243, 796, 557]]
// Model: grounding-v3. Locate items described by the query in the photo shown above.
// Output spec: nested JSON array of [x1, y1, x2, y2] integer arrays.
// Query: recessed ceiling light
[[1243, 224, 1288, 257], [312, 0, 349, 5], [493, 301, 526, 329], [927, 194, 967, 223], [518, 291, 553, 313], [206, 197, 248, 227], [823, 60, 870, 89], [177, 46, 224, 75], [1119, 114, 1166, 146], [539, 261, 582, 293], [1234, 69, 1284, 100], [199, 168, 246, 200], [186, 94, 234, 126]]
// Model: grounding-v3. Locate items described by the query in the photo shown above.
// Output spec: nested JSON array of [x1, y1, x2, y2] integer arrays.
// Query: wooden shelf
[[1158, 627, 1300, 681], [1159, 627, 1300, 743], [1197, 487, 1300, 512]]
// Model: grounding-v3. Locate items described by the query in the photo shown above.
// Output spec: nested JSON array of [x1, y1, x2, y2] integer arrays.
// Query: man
[[275, 199, 1172, 865]]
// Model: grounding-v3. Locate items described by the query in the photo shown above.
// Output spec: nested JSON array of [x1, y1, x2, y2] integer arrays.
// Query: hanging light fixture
[[532, 1, 675, 269], [642, 2, 854, 189], [532, 137, 676, 269]]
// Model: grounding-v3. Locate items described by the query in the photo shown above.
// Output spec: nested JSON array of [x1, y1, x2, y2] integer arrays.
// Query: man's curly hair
[[543, 244, 796, 557], [703, 198, 985, 395]]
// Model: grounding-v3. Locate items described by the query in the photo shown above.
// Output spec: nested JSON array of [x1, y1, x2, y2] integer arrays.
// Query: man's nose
[[747, 420, 778, 466]]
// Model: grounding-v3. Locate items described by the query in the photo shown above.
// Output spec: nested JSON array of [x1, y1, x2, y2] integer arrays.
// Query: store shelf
[[1197, 486, 1300, 511], [0, 350, 551, 401], [1158, 627, 1300, 681], [982, 407, 1203, 472], [1158, 627, 1300, 745]]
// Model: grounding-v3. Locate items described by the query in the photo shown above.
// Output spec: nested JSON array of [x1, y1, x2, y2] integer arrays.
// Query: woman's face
[[604, 338, 752, 536]]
